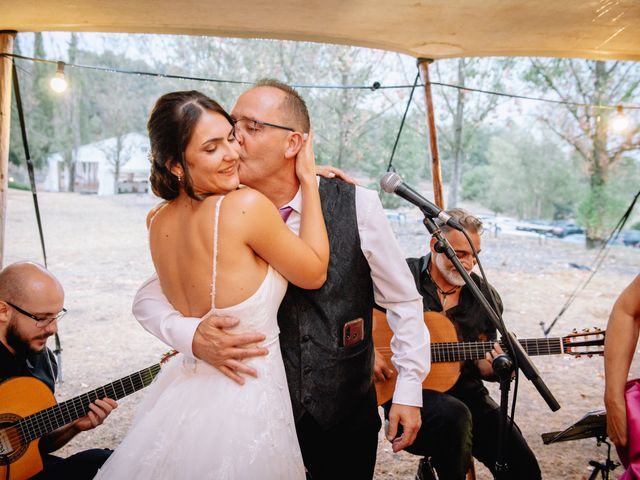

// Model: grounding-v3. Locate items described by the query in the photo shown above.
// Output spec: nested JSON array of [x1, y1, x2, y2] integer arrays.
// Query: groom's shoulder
[[320, 178, 380, 211], [319, 176, 364, 197]]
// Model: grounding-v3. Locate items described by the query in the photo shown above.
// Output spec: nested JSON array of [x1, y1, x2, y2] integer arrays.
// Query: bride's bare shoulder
[[224, 187, 273, 211], [146, 201, 169, 229]]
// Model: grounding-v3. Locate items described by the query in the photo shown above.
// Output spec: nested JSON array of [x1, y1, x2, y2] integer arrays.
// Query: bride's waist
[[178, 334, 280, 372]]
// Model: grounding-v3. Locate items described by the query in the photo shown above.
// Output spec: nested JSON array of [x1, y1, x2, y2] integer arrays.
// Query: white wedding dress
[[95, 197, 305, 479]]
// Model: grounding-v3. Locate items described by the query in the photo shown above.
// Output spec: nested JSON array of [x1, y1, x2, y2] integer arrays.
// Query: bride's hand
[[295, 131, 316, 183], [316, 165, 357, 185]]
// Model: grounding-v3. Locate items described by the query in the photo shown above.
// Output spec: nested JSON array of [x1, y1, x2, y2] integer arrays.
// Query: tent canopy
[[3, 0, 639, 61]]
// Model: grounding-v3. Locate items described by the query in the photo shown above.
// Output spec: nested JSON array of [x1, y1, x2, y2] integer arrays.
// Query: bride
[[95, 90, 328, 479]]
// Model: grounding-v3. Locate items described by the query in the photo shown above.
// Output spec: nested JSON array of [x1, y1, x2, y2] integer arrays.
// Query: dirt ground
[[4, 188, 640, 479]]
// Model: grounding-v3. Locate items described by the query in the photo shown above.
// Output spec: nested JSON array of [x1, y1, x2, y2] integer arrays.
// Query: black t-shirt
[[406, 254, 504, 400], [0, 341, 58, 393]]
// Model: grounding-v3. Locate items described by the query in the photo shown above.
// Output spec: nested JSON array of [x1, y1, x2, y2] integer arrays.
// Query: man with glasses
[[133, 80, 429, 479], [0, 261, 117, 480], [373, 209, 541, 480]]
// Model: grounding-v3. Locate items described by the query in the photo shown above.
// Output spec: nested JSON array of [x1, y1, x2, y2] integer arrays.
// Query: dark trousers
[[467, 393, 540, 480], [384, 389, 541, 480], [30, 449, 112, 480], [296, 387, 381, 480]]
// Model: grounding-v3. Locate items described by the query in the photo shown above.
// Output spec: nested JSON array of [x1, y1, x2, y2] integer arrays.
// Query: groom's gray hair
[[252, 79, 310, 133]]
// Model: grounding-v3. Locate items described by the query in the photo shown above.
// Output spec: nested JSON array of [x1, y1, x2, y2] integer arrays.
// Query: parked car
[[515, 219, 554, 235], [623, 229, 640, 247], [550, 220, 584, 238]]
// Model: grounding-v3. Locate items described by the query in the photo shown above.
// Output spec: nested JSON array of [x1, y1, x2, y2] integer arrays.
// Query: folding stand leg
[[587, 437, 618, 480]]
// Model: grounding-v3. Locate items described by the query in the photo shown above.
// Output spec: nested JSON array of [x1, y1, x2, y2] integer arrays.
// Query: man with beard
[[0, 261, 117, 480], [133, 80, 430, 479], [375, 209, 541, 480]]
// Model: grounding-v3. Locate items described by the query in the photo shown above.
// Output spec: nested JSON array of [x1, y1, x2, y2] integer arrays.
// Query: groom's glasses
[[232, 117, 294, 140]]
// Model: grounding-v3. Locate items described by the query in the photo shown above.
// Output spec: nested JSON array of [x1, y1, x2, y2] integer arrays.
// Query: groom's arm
[[133, 274, 202, 359], [355, 187, 430, 404], [355, 186, 430, 452], [132, 274, 269, 384]]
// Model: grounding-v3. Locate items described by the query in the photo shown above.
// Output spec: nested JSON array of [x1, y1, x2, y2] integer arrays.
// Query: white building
[[44, 133, 150, 195]]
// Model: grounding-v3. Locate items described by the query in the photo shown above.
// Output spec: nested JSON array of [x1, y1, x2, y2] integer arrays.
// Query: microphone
[[379, 172, 463, 231]]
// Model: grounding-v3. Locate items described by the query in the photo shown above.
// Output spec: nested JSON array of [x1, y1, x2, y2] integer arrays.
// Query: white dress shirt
[[133, 182, 431, 407]]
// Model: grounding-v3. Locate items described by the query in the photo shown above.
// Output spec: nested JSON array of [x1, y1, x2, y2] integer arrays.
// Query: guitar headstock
[[562, 328, 605, 357], [160, 349, 179, 364]]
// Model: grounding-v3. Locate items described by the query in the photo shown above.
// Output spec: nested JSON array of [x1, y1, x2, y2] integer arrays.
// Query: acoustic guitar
[[373, 309, 605, 405], [0, 351, 176, 480]]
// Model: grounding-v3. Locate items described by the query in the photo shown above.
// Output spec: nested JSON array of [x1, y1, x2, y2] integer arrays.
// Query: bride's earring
[[176, 173, 182, 183]]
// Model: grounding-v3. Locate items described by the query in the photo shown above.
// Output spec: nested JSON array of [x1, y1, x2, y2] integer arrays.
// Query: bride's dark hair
[[147, 91, 233, 201]]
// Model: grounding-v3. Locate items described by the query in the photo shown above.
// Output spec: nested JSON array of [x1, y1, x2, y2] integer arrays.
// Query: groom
[[133, 80, 430, 479]]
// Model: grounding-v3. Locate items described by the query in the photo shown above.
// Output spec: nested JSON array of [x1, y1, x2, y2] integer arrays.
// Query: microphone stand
[[493, 353, 514, 477], [421, 216, 561, 477]]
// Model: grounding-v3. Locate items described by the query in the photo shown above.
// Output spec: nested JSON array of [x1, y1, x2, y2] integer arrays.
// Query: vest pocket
[[335, 338, 370, 359]]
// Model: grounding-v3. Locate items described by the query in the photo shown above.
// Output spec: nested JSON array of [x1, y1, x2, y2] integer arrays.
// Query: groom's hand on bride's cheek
[[193, 315, 269, 385]]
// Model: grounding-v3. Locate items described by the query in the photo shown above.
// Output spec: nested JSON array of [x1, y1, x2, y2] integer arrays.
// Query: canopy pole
[[0, 31, 16, 268], [417, 58, 445, 209]]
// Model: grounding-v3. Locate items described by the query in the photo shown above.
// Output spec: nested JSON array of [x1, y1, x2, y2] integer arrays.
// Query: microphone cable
[[462, 226, 521, 455], [12, 60, 64, 383], [541, 188, 639, 336], [385, 70, 421, 173]]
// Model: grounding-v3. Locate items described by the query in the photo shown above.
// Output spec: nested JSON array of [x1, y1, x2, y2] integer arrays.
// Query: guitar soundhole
[[0, 414, 27, 464]]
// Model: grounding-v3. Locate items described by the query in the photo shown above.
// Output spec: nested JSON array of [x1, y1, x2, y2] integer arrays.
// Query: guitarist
[[0, 262, 117, 480], [374, 209, 541, 480]]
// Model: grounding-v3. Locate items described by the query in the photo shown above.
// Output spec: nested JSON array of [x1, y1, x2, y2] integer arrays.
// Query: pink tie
[[279, 206, 293, 222]]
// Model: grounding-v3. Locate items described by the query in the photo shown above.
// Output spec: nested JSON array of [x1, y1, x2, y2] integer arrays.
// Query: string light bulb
[[50, 61, 68, 93], [610, 105, 630, 134]]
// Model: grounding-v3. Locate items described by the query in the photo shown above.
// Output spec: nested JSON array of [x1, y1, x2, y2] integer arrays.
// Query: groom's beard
[[434, 253, 466, 287]]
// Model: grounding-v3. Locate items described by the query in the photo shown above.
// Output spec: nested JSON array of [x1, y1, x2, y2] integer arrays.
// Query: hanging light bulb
[[610, 105, 630, 134], [50, 61, 68, 93]]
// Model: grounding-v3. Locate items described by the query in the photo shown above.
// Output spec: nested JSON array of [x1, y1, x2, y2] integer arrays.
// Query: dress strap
[[211, 196, 225, 310]]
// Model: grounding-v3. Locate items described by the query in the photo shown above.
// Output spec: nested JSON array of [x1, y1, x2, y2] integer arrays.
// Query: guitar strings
[[377, 334, 602, 364], [6, 372, 152, 446], [2, 365, 161, 448], [4, 372, 152, 447], [18, 368, 157, 441], [22, 368, 155, 436]]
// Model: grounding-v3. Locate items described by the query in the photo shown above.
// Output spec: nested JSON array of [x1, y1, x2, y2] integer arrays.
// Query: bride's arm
[[226, 135, 329, 289], [296, 132, 330, 279], [604, 275, 640, 447]]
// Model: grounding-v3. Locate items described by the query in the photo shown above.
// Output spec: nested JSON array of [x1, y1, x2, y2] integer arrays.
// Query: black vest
[[277, 178, 375, 429]]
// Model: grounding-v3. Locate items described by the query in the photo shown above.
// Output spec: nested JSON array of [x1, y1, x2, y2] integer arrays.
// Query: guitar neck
[[432, 337, 563, 363], [17, 363, 161, 443]]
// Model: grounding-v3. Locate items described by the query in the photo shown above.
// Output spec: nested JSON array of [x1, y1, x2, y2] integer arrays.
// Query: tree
[[431, 57, 513, 207], [158, 36, 409, 173], [53, 33, 82, 191], [525, 59, 640, 247], [9, 33, 57, 171], [308, 46, 398, 170], [100, 134, 134, 194], [466, 127, 579, 219]]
